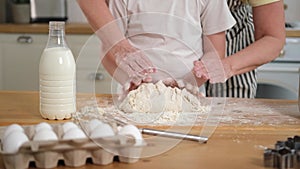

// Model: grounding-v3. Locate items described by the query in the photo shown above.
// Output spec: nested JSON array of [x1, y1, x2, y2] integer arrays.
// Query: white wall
[[284, 0, 300, 23]]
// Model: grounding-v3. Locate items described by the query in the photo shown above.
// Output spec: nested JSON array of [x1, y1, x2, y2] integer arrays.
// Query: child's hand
[[196, 51, 229, 84], [193, 60, 209, 81]]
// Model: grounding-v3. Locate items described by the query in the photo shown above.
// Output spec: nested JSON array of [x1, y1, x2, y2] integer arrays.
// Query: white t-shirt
[[108, 0, 236, 80]]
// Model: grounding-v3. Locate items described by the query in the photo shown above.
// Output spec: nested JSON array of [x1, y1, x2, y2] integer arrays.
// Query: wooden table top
[[0, 23, 300, 37], [0, 23, 93, 35], [0, 91, 299, 169]]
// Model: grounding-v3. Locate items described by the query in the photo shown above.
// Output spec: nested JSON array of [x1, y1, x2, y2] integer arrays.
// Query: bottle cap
[[49, 21, 65, 30]]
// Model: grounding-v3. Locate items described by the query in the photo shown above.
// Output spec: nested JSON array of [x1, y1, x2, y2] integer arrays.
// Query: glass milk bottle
[[39, 21, 76, 120]]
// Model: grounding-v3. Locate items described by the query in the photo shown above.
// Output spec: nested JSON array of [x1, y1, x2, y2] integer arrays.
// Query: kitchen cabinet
[[0, 33, 112, 93], [256, 37, 300, 100], [0, 33, 45, 91]]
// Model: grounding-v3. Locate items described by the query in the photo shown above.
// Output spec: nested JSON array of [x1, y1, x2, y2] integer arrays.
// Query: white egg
[[33, 129, 58, 141], [3, 124, 24, 139], [62, 127, 87, 140], [62, 121, 79, 133], [90, 123, 115, 138], [3, 131, 29, 153], [118, 125, 143, 145], [35, 122, 52, 133], [117, 126, 122, 132], [88, 119, 103, 134]]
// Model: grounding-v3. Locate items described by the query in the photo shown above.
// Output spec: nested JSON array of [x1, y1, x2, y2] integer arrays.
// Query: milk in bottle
[[39, 21, 76, 120]]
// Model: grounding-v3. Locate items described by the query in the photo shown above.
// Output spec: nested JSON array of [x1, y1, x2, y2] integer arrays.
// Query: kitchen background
[[0, 0, 299, 100], [0, 0, 87, 23]]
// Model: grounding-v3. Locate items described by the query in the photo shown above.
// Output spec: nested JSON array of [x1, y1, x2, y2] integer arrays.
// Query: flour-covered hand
[[112, 41, 155, 90], [200, 51, 228, 83], [176, 71, 202, 95]]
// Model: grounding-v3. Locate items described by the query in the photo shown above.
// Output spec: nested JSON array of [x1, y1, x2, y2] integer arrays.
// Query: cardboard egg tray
[[0, 123, 145, 169]]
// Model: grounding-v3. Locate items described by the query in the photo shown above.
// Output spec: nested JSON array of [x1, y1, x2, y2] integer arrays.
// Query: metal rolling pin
[[140, 128, 208, 143], [108, 116, 208, 143]]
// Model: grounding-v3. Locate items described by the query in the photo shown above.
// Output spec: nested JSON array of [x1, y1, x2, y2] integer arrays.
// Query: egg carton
[[0, 123, 146, 169]]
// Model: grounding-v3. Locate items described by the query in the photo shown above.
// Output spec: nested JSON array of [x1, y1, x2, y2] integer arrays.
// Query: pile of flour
[[119, 81, 203, 113], [77, 81, 209, 125]]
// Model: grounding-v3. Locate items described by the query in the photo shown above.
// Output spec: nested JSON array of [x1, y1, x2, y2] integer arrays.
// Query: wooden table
[[0, 23, 93, 34], [0, 91, 299, 169], [1, 23, 300, 37]]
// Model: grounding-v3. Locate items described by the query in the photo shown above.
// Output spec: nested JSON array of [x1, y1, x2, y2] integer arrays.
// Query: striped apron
[[205, 0, 257, 98]]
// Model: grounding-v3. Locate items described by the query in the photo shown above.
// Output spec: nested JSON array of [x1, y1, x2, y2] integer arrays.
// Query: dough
[[118, 81, 201, 113]]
